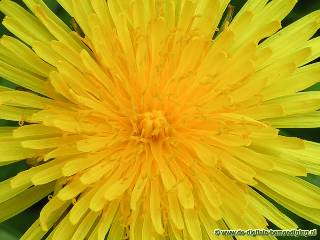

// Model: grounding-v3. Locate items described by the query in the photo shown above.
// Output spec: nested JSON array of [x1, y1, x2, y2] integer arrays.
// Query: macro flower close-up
[[0, 0, 320, 239]]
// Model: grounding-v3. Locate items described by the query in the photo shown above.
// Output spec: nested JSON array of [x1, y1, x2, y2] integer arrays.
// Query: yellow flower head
[[0, 0, 320, 239]]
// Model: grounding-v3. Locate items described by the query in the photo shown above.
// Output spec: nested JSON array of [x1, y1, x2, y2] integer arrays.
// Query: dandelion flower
[[0, 0, 320, 239]]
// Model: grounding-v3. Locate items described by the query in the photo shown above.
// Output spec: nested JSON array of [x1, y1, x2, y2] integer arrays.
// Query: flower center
[[137, 110, 170, 140]]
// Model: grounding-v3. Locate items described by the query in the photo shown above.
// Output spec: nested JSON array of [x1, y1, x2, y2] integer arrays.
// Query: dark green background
[[0, 0, 320, 239]]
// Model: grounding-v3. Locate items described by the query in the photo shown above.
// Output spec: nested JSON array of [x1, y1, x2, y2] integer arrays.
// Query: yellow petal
[[0, 140, 36, 163], [2, 16, 35, 45], [228, 147, 274, 170], [22, 136, 78, 149], [221, 151, 257, 185], [51, 214, 78, 240], [0, 36, 54, 76], [0, 182, 54, 223], [256, 183, 320, 225], [150, 179, 164, 235], [13, 124, 61, 138], [69, 188, 96, 224], [183, 209, 202, 240], [39, 196, 71, 231], [0, 178, 30, 204], [262, 10, 320, 60], [97, 201, 119, 240], [150, 143, 176, 191], [71, 0, 93, 37], [129, 206, 143, 240], [267, 112, 320, 128], [256, 171, 320, 209], [32, 41, 63, 66], [168, 191, 184, 230], [177, 180, 194, 209], [0, 60, 46, 95], [248, 188, 297, 229], [79, 161, 115, 184], [107, 213, 125, 240], [31, 160, 66, 185], [303, 36, 320, 64], [50, 40, 85, 70], [0, 105, 37, 122], [193, 0, 221, 36], [20, 220, 46, 240], [142, 209, 156, 240], [264, 91, 320, 115], [57, 178, 87, 201], [34, 5, 85, 53], [0, 0, 53, 42], [71, 211, 100, 240]]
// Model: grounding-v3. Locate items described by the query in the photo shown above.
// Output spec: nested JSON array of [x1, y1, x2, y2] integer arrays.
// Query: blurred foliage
[[0, 0, 320, 239]]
